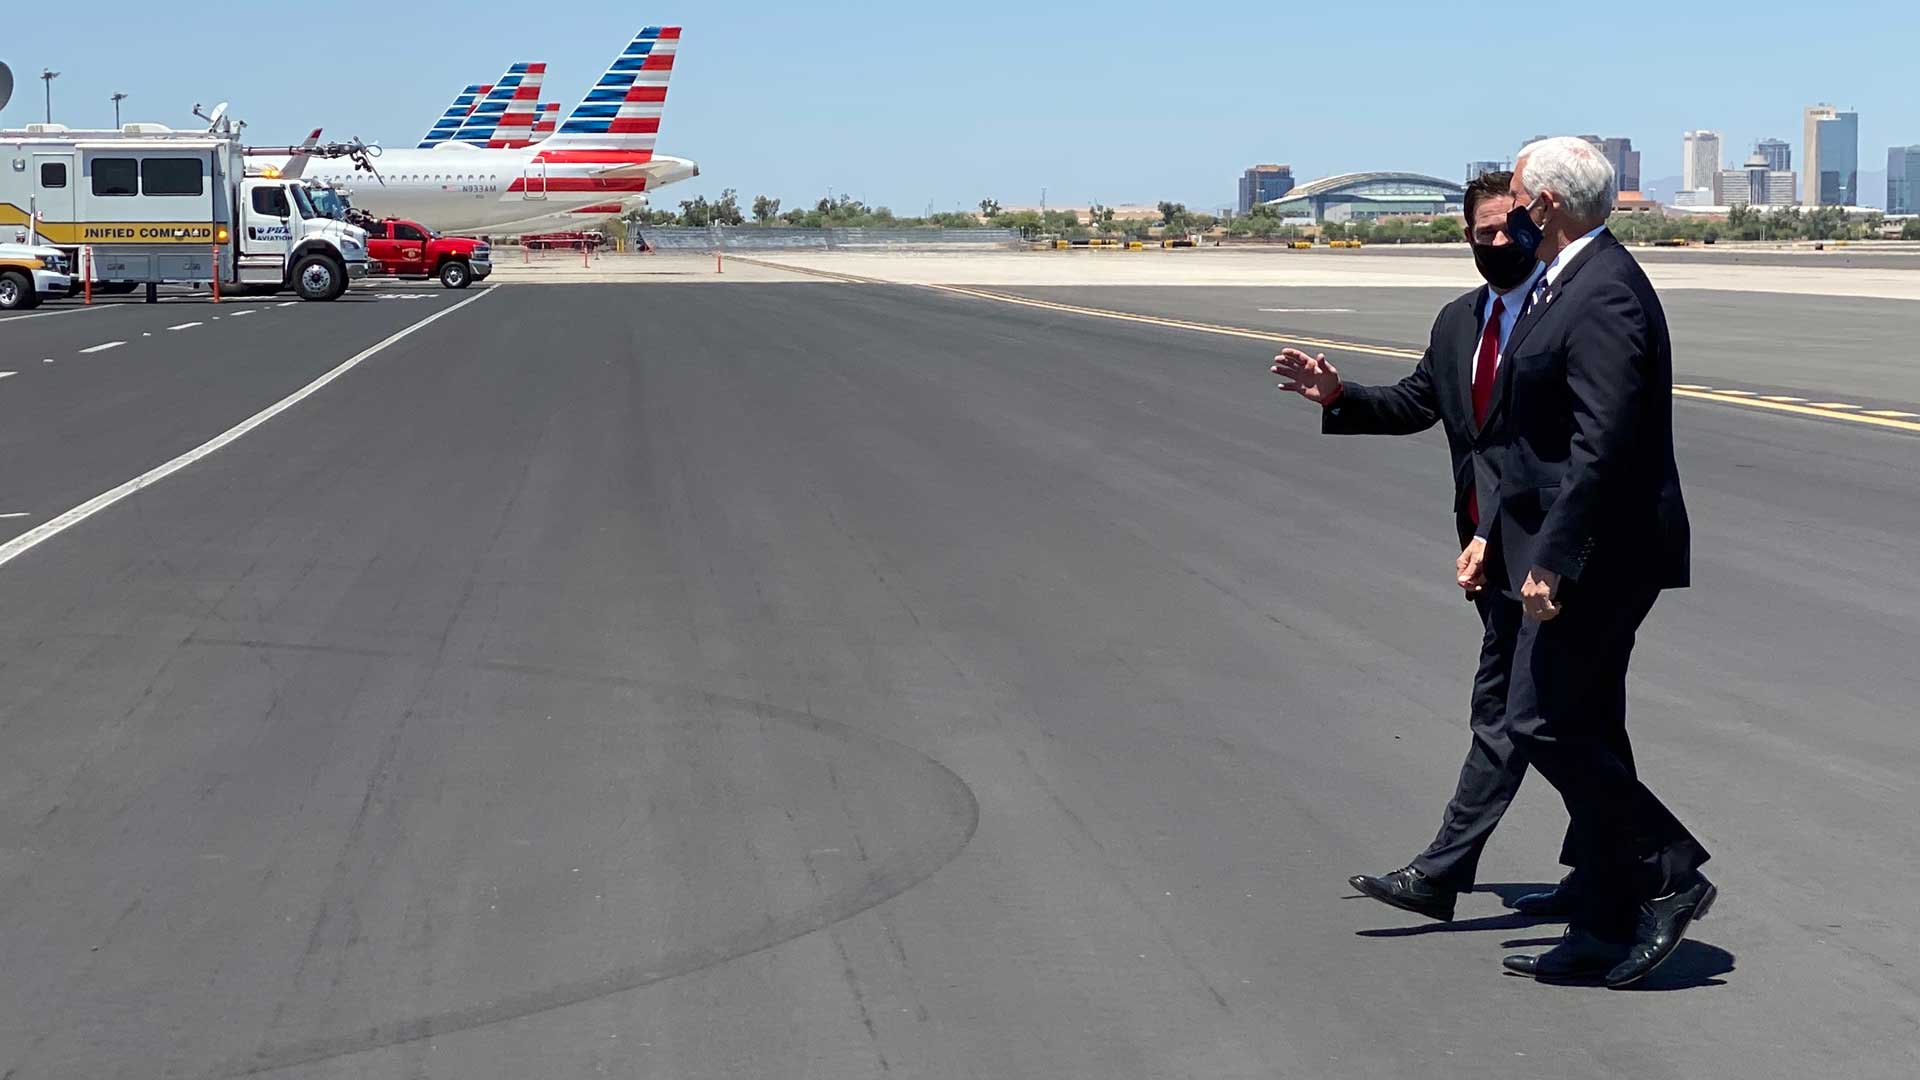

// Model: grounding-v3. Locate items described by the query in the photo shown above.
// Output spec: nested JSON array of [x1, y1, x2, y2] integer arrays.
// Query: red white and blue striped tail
[[450, 62, 547, 147], [531, 102, 560, 143], [546, 26, 680, 151], [419, 83, 489, 149]]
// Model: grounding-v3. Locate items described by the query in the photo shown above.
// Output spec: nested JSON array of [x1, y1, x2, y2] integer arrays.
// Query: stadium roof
[[1280, 172, 1466, 199]]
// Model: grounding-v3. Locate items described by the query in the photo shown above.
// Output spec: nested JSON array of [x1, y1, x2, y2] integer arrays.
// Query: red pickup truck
[[362, 219, 491, 289]]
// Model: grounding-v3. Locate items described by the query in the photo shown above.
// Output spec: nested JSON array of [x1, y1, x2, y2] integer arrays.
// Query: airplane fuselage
[[270, 145, 695, 234]]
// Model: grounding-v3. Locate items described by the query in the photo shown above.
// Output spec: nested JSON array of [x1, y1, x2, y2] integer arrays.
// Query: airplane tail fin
[[544, 27, 680, 151], [451, 62, 547, 147], [531, 102, 560, 143], [419, 84, 488, 149]]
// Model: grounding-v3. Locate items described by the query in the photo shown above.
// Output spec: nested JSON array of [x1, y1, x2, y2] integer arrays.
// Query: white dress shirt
[[1479, 266, 1544, 371], [1538, 224, 1607, 292]]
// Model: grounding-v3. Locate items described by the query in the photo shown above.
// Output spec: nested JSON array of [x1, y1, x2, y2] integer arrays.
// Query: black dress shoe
[[1502, 927, 1631, 981], [1605, 873, 1717, 988], [1349, 865, 1456, 921], [1511, 874, 1586, 917]]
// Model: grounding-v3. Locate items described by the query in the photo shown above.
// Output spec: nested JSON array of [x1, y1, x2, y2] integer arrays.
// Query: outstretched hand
[[1273, 348, 1342, 404]]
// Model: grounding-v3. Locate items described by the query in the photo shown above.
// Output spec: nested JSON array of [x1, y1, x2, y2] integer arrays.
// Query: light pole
[[111, 91, 128, 128], [41, 69, 60, 124]]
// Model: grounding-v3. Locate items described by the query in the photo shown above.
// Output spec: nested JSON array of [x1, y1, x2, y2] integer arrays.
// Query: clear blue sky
[[6, 2, 1915, 210]]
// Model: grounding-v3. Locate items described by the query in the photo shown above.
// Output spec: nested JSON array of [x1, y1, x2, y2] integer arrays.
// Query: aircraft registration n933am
[[271, 26, 696, 235]]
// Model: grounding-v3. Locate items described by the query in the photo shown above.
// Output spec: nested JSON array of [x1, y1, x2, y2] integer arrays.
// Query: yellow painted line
[[733, 260, 1920, 435]]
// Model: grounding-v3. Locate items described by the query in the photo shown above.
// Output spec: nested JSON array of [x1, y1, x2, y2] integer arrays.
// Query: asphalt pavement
[[2, 282, 1917, 1079]]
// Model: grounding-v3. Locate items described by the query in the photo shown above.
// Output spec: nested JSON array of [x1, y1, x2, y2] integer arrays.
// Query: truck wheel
[[292, 254, 345, 301], [438, 260, 473, 290], [0, 271, 39, 310]]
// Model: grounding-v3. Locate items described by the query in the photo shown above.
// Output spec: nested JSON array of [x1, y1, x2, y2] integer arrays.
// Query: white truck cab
[[234, 173, 370, 300]]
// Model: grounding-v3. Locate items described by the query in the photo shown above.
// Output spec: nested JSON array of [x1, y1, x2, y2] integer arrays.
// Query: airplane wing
[[279, 128, 324, 180]]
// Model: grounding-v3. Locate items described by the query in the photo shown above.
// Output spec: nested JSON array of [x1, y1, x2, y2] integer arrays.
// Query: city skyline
[[3, 2, 1915, 212]]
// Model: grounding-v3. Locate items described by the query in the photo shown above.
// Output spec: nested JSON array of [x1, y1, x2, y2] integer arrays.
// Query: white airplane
[[274, 27, 694, 234]]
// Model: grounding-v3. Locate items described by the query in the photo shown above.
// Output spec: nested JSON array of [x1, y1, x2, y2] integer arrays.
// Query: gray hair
[[1516, 136, 1616, 221]]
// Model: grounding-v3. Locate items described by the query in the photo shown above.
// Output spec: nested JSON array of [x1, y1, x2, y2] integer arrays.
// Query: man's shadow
[[1494, 936, 1735, 990], [1350, 881, 1737, 988], [1351, 882, 1562, 939]]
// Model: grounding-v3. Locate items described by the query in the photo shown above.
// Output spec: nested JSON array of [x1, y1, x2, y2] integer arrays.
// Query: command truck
[[1, 121, 369, 301], [362, 218, 491, 288]]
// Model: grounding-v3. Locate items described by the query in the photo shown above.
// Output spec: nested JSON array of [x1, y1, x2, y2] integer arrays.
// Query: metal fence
[[633, 226, 1024, 253]]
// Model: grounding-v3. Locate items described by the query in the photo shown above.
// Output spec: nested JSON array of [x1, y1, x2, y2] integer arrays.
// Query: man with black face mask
[[1269, 171, 1548, 923]]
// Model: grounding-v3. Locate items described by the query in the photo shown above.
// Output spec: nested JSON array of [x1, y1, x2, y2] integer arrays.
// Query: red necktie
[[1467, 297, 1503, 525]]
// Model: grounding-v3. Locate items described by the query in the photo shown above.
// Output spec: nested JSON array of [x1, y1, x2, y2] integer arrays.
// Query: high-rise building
[[1682, 131, 1722, 193], [1804, 105, 1859, 205], [1756, 138, 1791, 173], [1716, 152, 1796, 208], [1466, 159, 1508, 183], [1890, 145, 1920, 214], [1237, 164, 1295, 213], [1600, 137, 1640, 192]]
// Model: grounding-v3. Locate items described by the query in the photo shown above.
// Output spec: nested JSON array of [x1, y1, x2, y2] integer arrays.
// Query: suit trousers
[[1409, 590, 1525, 888], [1504, 580, 1709, 937]]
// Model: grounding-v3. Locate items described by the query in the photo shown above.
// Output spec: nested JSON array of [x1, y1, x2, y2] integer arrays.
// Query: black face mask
[[1505, 195, 1546, 257], [1471, 238, 1538, 291]]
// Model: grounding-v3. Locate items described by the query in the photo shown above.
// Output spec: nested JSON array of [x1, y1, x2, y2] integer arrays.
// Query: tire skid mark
[[163, 644, 979, 1078]]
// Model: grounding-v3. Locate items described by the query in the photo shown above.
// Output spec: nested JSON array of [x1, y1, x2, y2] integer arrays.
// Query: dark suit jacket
[[1322, 285, 1496, 548], [1479, 230, 1690, 596]]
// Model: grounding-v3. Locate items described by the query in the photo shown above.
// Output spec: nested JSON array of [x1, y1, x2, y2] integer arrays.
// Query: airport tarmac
[[2, 276, 1917, 1079], [730, 246, 1920, 301]]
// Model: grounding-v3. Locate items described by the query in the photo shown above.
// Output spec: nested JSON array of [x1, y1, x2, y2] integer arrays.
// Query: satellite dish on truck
[[0, 62, 15, 113]]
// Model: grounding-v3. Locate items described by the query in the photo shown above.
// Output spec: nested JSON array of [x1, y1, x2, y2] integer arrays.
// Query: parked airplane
[[277, 27, 694, 235]]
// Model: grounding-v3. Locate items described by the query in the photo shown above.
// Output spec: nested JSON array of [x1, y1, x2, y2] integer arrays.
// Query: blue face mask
[[1506, 195, 1546, 257]]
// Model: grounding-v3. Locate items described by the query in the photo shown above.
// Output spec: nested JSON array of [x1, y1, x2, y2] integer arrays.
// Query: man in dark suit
[[1469, 136, 1713, 987], [1271, 171, 1552, 922]]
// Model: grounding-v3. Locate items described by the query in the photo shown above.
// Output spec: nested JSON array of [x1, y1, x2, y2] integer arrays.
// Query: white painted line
[[1259, 308, 1358, 314], [0, 512, 29, 520], [230, 309, 256, 317], [0, 304, 107, 324], [42, 358, 53, 363], [0, 371, 15, 379], [1711, 389, 1756, 397], [1759, 395, 1807, 402], [278, 301, 297, 307], [0, 287, 497, 573], [1674, 383, 1713, 390], [80, 341, 125, 354], [1805, 402, 1861, 410], [168, 322, 203, 331], [1863, 409, 1920, 418]]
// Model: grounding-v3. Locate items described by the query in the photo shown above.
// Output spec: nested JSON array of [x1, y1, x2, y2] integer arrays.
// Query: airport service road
[[1, 283, 1917, 1080], [976, 284, 1920, 412]]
